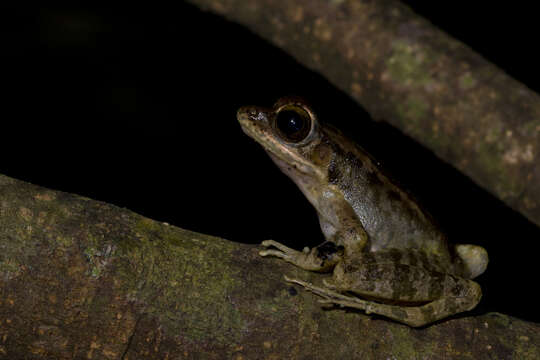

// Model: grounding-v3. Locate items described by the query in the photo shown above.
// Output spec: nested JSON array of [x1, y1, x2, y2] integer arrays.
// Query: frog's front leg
[[260, 240, 343, 272]]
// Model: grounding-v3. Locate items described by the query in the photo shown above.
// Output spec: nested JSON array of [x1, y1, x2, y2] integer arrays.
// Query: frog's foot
[[285, 276, 393, 318], [322, 279, 338, 290], [260, 240, 301, 258], [260, 240, 329, 271], [284, 275, 366, 306]]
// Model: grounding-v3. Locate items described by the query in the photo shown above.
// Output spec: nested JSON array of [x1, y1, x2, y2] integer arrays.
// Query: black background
[[2, 2, 540, 323]]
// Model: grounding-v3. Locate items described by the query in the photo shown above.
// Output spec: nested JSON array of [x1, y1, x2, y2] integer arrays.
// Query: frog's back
[[323, 125, 450, 259]]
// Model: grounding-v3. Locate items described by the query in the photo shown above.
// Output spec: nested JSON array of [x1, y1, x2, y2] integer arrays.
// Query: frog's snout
[[237, 106, 256, 124], [237, 106, 255, 130], [237, 105, 276, 144], [237, 106, 272, 125], [236, 106, 254, 119]]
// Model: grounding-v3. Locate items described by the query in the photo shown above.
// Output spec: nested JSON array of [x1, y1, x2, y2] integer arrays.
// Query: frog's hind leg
[[319, 284, 481, 327], [260, 240, 343, 272], [285, 276, 482, 327]]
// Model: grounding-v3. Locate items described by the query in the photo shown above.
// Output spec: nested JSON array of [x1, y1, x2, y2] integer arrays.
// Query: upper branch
[[188, 0, 540, 227]]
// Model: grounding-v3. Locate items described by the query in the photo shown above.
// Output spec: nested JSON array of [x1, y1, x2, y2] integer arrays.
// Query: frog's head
[[237, 97, 328, 180]]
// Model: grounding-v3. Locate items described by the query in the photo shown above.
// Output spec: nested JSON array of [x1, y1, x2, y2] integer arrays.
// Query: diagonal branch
[[187, 0, 540, 228]]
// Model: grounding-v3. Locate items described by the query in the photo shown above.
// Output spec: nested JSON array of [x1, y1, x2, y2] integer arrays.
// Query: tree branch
[[1, 174, 538, 359], [187, 0, 540, 228]]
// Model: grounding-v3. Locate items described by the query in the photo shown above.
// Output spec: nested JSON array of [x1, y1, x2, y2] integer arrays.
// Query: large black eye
[[275, 106, 312, 143]]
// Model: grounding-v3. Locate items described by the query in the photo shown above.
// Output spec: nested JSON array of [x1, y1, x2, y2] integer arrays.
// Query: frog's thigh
[[322, 280, 482, 327]]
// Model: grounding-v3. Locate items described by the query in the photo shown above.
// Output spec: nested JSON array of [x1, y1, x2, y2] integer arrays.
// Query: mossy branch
[[186, 0, 540, 228], [1, 175, 539, 359]]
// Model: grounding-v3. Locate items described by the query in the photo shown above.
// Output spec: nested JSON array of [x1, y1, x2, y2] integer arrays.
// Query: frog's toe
[[259, 249, 290, 260], [284, 275, 310, 286], [319, 298, 368, 311], [319, 299, 342, 307], [261, 240, 276, 247], [261, 240, 297, 253], [322, 279, 337, 290]]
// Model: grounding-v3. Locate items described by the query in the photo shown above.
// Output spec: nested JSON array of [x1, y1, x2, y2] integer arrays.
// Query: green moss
[[0, 177, 254, 344], [521, 118, 540, 136], [90, 266, 101, 277], [0, 174, 16, 185], [83, 243, 115, 278], [514, 334, 540, 359], [84, 246, 100, 277], [397, 96, 430, 135], [475, 140, 524, 199], [0, 258, 22, 280], [484, 121, 504, 144], [55, 235, 74, 248], [112, 217, 248, 344], [459, 73, 476, 90], [386, 41, 434, 86], [486, 312, 512, 329], [388, 325, 418, 359]]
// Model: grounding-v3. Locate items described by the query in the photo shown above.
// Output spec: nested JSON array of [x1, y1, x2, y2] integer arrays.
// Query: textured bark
[[1, 174, 539, 359], [186, 0, 540, 228]]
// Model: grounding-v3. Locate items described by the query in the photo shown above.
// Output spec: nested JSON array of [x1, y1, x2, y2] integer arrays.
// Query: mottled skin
[[237, 97, 488, 327]]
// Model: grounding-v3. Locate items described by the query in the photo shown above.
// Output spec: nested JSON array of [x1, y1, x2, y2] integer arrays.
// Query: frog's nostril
[[237, 106, 272, 125], [237, 106, 257, 118]]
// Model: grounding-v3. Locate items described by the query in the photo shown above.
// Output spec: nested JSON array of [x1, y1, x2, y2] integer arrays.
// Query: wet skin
[[237, 97, 488, 327]]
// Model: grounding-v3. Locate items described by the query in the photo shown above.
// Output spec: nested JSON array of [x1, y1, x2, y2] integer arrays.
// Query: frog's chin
[[239, 124, 257, 141], [266, 151, 290, 169], [266, 151, 318, 179], [238, 118, 262, 141]]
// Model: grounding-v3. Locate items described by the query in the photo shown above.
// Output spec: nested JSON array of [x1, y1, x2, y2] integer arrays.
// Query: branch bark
[[1, 174, 539, 359], [187, 0, 540, 228]]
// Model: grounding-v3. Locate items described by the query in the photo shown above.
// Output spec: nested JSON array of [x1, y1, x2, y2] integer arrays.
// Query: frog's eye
[[274, 105, 312, 143]]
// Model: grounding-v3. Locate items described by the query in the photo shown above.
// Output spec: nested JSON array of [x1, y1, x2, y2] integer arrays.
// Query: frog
[[237, 97, 488, 327]]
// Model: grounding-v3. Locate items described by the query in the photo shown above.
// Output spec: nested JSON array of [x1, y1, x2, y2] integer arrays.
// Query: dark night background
[[1, 2, 539, 324]]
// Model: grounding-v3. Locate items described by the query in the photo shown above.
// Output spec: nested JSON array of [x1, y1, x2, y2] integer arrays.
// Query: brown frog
[[237, 97, 488, 327]]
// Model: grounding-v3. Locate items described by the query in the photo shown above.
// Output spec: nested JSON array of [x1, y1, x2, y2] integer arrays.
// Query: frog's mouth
[[237, 106, 323, 178]]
